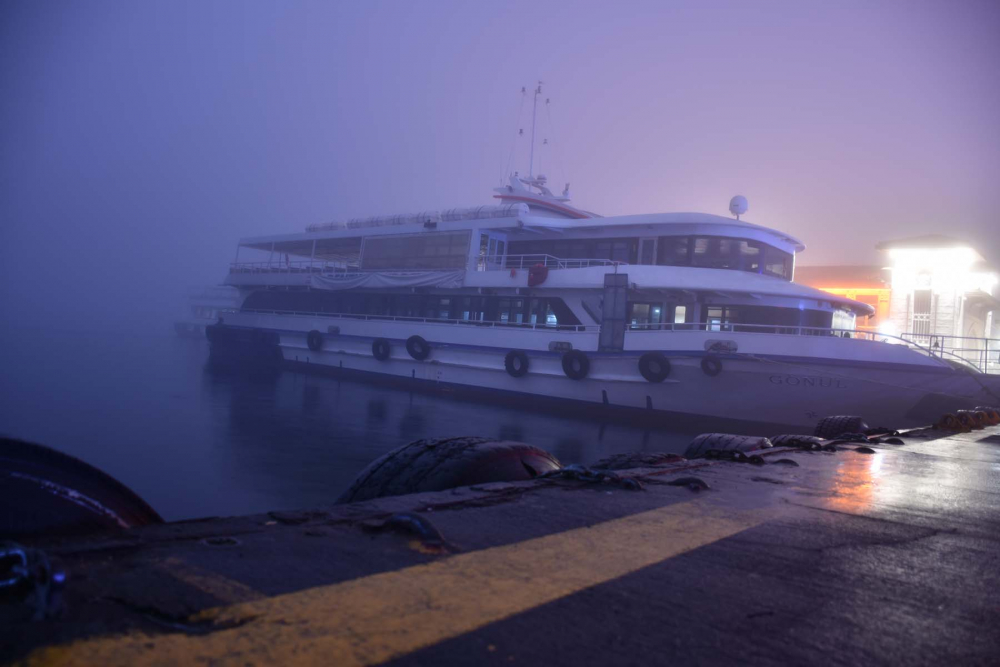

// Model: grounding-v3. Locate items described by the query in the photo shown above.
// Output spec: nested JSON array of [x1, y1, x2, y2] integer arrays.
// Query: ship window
[[737, 240, 762, 272], [762, 245, 792, 279], [240, 291, 582, 327], [832, 309, 856, 332], [673, 305, 687, 324], [362, 231, 471, 270], [699, 304, 833, 333], [392, 294, 422, 317], [691, 238, 710, 265], [691, 237, 739, 270], [456, 296, 486, 321], [639, 239, 656, 265], [628, 302, 663, 329], [437, 297, 452, 319], [313, 237, 363, 265], [611, 240, 632, 263], [706, 306, 724, 331], [527, 299, 546, 325], [657, 237, 690, 266], [717, 239, 738, 269], [507, 238, 633, 265], [497, 297, 525, 324]]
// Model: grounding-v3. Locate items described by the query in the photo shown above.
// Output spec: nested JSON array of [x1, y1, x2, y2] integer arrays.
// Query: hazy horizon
[[2, 0, 998, 333]]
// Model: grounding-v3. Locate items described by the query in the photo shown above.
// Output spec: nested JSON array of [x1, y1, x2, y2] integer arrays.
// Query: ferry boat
[[207, 176, 1000, 432], [174, 286, 240, 338]]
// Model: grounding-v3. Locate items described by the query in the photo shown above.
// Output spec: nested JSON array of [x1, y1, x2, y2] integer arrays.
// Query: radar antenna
[[729, 195, 748, 220]]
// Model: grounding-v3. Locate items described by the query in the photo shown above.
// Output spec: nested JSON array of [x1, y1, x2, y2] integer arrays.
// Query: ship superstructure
[[210, 182, 998, 430]]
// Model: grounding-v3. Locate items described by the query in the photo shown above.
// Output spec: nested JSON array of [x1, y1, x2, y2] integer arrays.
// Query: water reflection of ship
[[200, 362, 699, 486]]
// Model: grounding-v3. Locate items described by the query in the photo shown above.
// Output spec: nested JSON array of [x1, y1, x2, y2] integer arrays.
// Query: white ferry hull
[[208, 315, 999, 434]]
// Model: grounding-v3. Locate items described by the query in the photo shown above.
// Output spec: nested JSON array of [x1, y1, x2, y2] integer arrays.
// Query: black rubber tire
[[684, 433, 773, 459], [504, 350, 530, 377], [561, 350, 590, 380], [372, 338, 391, 361], [701, 355, 722, 377], [336, 437, 562, 503], [406, 335, 431, 361], [814, 415, 870, 439], [638, 352, 671, 383], [770, 434, 825, 449], [1, 437, 163, 537], [306, 329, 323, 352]]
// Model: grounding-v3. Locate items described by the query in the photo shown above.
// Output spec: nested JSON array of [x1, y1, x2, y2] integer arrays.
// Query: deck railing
[[229, 261, 353, 274], [229, 255, 627, 274], [234, 308, 599, 332], [220, 308, 999, 374], [481, 254, 627, 271], [627, 322, 999, 373], [898, 332, 998, 375]]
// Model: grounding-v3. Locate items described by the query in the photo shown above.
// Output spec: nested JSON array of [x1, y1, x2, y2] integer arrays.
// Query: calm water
[[1, 327, 711, 521]]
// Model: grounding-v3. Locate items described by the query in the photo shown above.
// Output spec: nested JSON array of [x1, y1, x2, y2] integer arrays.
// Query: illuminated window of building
[[911, 289, 932, 336]]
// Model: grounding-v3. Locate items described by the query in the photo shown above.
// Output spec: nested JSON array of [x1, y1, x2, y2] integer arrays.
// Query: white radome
[[729, 195, 748, 217]]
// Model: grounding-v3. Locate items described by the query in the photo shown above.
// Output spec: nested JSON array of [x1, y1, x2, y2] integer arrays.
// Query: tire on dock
[[684, 433, 773, 460], [770, 434, 826, 450], [814, 415, 869, 439], [0, 437, 163, 537], [337, 436, 562, 504], [974, 407, 1000, 425]]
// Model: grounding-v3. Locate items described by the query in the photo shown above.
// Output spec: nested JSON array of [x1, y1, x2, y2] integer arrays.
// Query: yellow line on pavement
[[158, 557, 264, 605], [28, 500, 765, 667]]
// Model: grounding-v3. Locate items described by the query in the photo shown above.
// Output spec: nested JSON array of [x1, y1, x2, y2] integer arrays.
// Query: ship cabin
[[225, 203, 872, 336]]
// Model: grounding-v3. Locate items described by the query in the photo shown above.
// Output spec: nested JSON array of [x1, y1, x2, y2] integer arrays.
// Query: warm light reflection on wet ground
[[824, 450, 885, 513]]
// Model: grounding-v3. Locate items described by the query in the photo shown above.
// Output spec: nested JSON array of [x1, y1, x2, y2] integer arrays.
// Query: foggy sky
[[2, 0, 998, 334]]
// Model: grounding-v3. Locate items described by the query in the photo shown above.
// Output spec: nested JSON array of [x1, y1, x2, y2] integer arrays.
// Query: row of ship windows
[[244, 291, 581, 326], [507, 236, 794, 280], [244, 291, 845, 332], [628, 302, 842, 332], [351, 231, 793, 279]]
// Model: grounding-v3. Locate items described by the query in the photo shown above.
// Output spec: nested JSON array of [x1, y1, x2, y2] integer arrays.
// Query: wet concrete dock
[[4, 425, 1000, 666]]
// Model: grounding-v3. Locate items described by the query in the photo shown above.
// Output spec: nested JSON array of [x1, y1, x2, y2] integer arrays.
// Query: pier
[[4, 422, 999, 665]]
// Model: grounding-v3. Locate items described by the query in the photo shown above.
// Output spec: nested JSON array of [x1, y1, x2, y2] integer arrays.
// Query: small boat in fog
[[174, 286, 239, 338], [206, 175, 999, 432]]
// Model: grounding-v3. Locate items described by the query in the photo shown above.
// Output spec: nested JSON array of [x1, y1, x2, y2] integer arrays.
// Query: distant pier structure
[[798, 235, 999, 372]]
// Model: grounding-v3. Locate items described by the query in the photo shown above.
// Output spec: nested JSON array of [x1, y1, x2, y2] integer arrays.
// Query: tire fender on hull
[[701, 355, 722, 377], [561, 350, 589, 380], [307, 330, 323, 352], [372, 338, 391, 361], [638, 352, 671, 383], [406, 335, 431, 361], [504, 350, 530, 377]]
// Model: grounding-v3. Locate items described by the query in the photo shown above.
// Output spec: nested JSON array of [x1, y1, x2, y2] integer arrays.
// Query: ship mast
[[528, 82, 542, 177]]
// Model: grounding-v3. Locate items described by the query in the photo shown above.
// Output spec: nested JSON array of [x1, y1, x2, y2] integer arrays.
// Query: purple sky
[[2, 0, 998, 331]]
